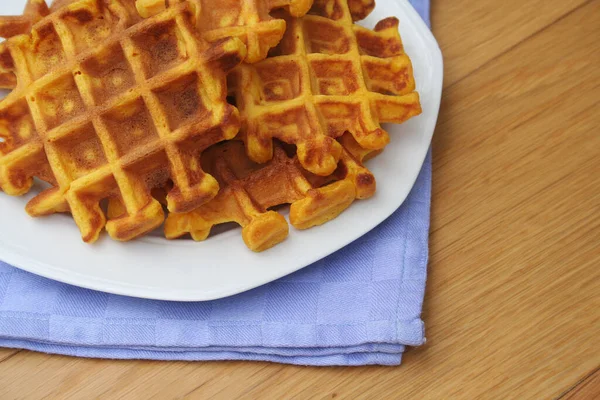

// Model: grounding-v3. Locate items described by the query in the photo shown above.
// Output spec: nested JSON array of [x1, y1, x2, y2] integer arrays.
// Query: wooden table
[[1, 0, 599, 398]]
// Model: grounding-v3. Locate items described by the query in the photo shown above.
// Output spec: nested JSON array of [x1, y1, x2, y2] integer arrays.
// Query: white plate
[[0, 0, 442, 301]]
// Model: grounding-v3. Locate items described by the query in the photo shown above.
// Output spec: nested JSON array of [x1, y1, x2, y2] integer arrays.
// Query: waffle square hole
[[131, 20, 189, 78], [362, 57, 412, 95], [24, 23, 67, 79], [121, 148, 169, 183], [0, 100, 36, 154], [303, 19, 349, 54], [0, 49, 17, 88], [261, 105, 311, 136], [198, 0, 243, 29], [36, 74, 86, 130], [61, 3, 116, 54], [101, 98, 160, 157], [53, 122, 108, 181], [80, 44, 136, 105], [153, 73, 206, 131], [316, 101, 361, 132], [355, 27, 403, 58], [309, 59, 359, 95], [308, 0, 345, 20], [267, 17, 299, 57], [255, 60, 302, 103]]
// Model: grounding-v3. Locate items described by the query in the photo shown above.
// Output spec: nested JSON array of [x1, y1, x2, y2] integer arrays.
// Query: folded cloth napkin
[[0, 0, 431, 366]]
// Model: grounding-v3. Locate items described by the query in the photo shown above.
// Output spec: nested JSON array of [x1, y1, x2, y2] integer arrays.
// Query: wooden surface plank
[[562, 368, 600, 400], [1, 0, 599, 399], [0, 349, 20, 363], [431, 0, 590, 86]]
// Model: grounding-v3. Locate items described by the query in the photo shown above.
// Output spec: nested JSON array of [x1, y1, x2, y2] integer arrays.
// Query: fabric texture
[[0, 0, 431, 366]]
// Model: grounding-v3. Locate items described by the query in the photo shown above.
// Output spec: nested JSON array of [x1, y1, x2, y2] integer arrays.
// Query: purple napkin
[[0, 0, 431, 366]]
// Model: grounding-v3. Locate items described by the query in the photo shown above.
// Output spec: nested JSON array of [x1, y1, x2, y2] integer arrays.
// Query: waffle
[[306, 132, 378, 201], [164, 140, 362, 251], [0, 1, 49, 40], [136, 0, 314, 63], [0, 0, 246, 242], [229, 0, 422, 176], [0, 1, 50, 88]]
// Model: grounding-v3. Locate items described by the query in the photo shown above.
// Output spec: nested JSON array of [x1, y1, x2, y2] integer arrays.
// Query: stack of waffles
[[0, 0, 421, 251]]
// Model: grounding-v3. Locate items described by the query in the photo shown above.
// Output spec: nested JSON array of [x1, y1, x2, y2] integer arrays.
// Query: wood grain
[[0, 349, 19, 363], [562, 368, 600, 400], [1, 0, 599, 399], [431, 0, 590, 86]]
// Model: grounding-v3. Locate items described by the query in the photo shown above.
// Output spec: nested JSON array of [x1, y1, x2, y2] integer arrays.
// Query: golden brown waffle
[[0, 1, 50, 88], [229, 0, 422, 176], [164, 140, 362, 251], [306, 132, 378, 201], [136, 0, 314, 63], [0, 1, 48, 40], [0, 0, 246, 242], [50, 0, 81, 11]]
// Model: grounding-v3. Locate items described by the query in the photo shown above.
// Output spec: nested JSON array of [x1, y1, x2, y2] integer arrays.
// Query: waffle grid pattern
[[231, 0, 421, 177], [0, 0, 244, 242]]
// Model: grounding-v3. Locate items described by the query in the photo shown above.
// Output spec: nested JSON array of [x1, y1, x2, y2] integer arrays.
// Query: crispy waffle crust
[[164, 140, 367, 251], [0, 0, 246, 242], [0, 1, 49, 40], [0, 1, 50, 88], [136, 0, 314, 63], [229, 0, 422, 176]]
